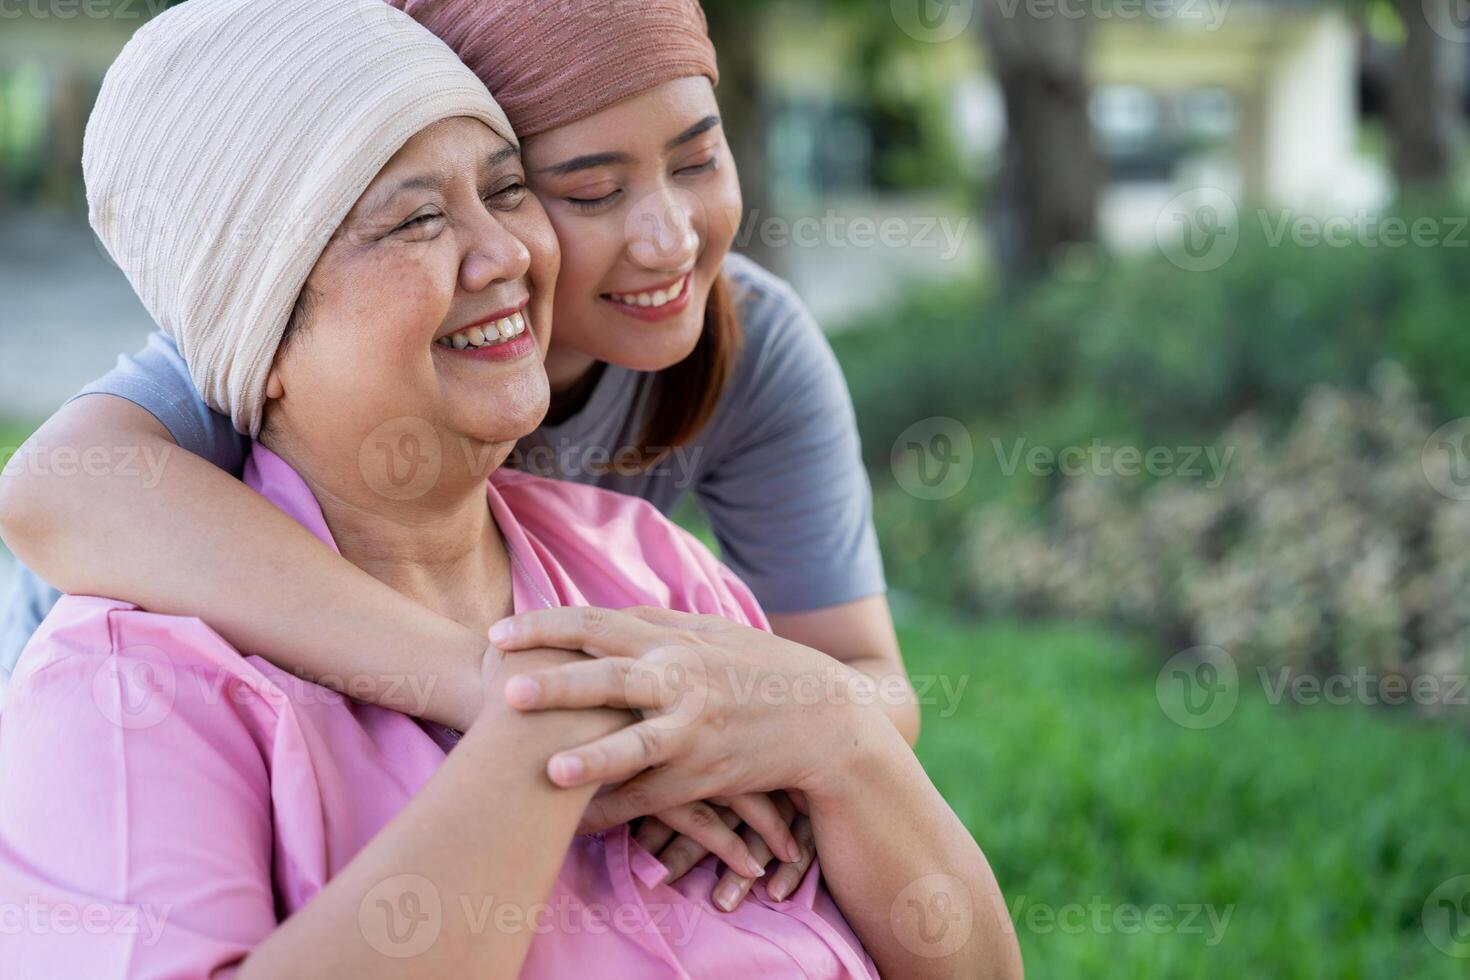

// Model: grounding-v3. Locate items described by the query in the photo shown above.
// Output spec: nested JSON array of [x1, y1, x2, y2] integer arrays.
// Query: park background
[[2, 0, 1469, 975]]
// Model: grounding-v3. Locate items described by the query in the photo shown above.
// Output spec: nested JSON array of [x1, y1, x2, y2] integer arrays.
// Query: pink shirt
[[0, 446, 876, 979]]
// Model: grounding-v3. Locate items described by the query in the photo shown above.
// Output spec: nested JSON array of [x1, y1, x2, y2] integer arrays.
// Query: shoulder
[[712, 255, 856, 445], [722, 252, 824, 358], [13, 594, 283, 720]]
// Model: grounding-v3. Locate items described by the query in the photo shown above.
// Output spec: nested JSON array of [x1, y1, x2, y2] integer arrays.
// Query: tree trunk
[[979, 0, 1101, 280], [703, 1, 777, 273], [1386, 0, 1457, 191]]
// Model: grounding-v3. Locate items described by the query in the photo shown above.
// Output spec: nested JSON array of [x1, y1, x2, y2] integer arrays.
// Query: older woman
[[0, 1, 1018, 978]]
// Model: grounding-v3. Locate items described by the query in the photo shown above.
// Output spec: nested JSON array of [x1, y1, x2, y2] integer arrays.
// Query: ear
[[266, 365, 285, 401]]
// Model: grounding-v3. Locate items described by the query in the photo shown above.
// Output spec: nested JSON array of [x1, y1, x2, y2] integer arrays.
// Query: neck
[[542, 345, 604, 425], [264, 431, 516, 634]]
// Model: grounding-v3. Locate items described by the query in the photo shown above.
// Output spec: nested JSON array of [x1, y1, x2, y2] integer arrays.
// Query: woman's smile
[[600, 271, 693, 321], [435, 299, 538, 361]]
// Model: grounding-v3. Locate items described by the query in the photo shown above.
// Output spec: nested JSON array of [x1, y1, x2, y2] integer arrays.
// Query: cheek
[[336, 250, 453, 347], [546, 210, 623, 299], [697, 173, 743, 259]]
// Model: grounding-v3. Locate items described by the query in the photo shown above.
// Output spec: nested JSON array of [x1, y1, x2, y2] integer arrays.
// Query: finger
[[656, 805, 741, 883], [786, 788, 810, 816], [723, 793, 801, 865], [547, 720, 687, 788], [634, 815, 677, 856], [654, 803, 764, 880], [504, 657, 663, 712], [765, 815, 817, 903], [621, 605, 725, 632], [580, 769, 703, 829], [489, 606, 668, 657], [713, 825, 775, 912]]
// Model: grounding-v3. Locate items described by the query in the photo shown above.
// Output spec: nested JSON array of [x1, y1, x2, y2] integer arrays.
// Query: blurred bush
[[966, 365, 1470, 702], [832, 194, 1470, 623], [833, 195, 1470, 469]]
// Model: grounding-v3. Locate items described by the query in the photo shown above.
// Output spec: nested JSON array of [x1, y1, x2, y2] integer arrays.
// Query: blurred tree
[[703, 0, 777, 269], [978, 0, 1101, 280], [1384, 0, 1461, 190]]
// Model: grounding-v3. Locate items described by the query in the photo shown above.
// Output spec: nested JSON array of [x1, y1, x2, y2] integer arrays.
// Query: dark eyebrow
[[368, 146, 522, 210], [536, 117, 720, 177], [488, 145, 521, 168], [538, 151, 628, 177], [667, 115, 720, 150]]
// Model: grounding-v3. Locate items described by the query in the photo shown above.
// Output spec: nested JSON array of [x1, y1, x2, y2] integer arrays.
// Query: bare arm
[[802, 719, 1022, 980], [239, 647, 630, 979], [0, 395, 484, 728], [768, 594, 920, 745]]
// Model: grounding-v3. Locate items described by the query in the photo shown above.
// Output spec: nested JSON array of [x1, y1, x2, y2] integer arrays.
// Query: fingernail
[[769, 882, 790, 902], [550, 755, 584, 784], [784, 842, 802, 863], [716, 881, 741, 911], [489, 621, 513, 645], [745, 857, 767, 878], [504, 676, 538, 706]]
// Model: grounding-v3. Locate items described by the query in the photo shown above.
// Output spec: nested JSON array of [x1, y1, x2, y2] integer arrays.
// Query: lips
[[600, 274, 693, 321]]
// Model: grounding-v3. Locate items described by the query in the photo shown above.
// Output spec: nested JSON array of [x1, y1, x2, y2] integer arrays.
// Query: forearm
[[843, 654, 921, 745], [804, 718, 1021, 980], [241, 656, 629, 978], [0, 399, 486, 728], [769, 599, 920, 745]]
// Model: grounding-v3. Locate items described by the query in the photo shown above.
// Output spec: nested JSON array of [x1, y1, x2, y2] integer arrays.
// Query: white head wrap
[[85, 0, 517, 435]]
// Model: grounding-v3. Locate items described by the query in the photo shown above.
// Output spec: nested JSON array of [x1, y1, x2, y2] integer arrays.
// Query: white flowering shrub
[[968, 364, 1470, 706]]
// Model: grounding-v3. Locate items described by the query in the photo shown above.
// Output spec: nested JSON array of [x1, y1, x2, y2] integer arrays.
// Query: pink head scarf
[[390, 0, 720, 138]]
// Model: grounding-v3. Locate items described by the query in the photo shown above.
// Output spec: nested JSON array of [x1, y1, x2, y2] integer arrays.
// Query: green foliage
[[835, 196, 1470, 605], [834, 197, 1470, 466], [902, 609, 1470, 978]]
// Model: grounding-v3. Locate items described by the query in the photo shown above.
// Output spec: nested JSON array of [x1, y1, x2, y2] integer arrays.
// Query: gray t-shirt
[[0, 254, 885, 676]]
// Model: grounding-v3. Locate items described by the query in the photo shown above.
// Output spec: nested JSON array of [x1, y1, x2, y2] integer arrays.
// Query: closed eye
[[567, 189, 622, 211]]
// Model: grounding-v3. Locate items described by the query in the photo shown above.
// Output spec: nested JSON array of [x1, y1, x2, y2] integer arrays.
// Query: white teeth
[[437, 310, 531, 351], [612, 276, 685, 309]]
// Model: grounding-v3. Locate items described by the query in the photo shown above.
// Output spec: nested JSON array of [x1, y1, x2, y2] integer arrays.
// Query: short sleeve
[[0, 604, 279, 977], [696, 269, 886, 614], [73, 330, 248, 474]]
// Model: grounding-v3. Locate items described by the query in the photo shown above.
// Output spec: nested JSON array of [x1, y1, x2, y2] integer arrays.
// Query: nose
[[460, 209, 532, 293], [626, 187, 700, 272]]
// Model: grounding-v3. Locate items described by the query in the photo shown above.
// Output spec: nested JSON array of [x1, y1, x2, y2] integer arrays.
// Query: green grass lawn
[[898, 609, 1470, 978]]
